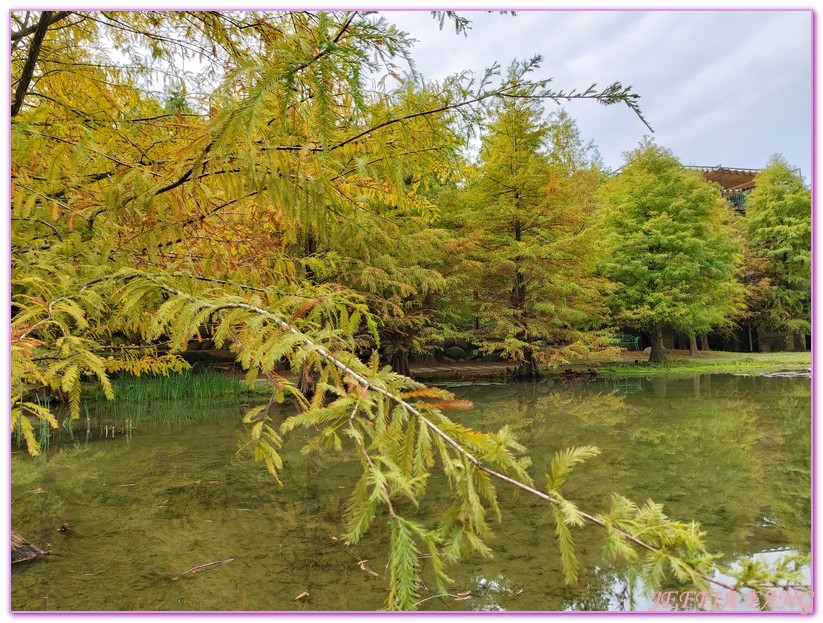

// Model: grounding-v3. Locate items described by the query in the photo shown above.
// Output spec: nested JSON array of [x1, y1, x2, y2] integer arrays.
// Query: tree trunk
[[511, 216, 527, 318], [700, 334, 711, 352], [511, 215, 536, 378], [650, 376, 667, 399], [796, 332, 807, 352], [297, 361, 318, 401], [747, 324, 754, 353], [514, 347, 542, 379], [11, 11, 56, 118], [648, 323, 666, 363], [512, 267, 526, 310], [758, 323, 769, 352], [390, 349, 410, 377], [784, 332, 795, 352], [688, 334, 698, 356]]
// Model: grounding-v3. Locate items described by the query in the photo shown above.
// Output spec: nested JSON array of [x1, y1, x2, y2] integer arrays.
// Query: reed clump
[[96, 369, 263, 402]]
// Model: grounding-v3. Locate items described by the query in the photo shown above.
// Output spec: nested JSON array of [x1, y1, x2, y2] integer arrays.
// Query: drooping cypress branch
[[134, 272, 776, 597]]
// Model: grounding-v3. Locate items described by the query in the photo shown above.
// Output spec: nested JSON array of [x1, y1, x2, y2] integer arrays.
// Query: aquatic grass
[[92, 368, 264, 402], [11, 369, 274, 450], [13, 400, 250, 452], [37, 418, 50, 453], [13, 419, 24, 451], [61, 412, 75, 442]]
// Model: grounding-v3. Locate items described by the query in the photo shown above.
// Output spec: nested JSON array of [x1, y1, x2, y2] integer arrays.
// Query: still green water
[[11, 374, 810, 612]]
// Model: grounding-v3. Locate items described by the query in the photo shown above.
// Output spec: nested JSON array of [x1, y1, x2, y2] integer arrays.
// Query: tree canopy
[[12, 10, 653, 434], [8, 10, 662, 607], [453, 96, 612, 376], [744, 155, 811, 344], [595, 141, 744, 363]]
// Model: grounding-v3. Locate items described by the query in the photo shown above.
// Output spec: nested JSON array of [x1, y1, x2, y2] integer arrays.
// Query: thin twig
[[348, 403, 396, 518], [171, 557, 233, 580], [14, 184, 90, 221], [412, 593, 464, 608]]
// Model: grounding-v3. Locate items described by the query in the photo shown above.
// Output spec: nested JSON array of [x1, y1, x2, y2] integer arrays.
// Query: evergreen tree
[[729, 217, 773, 353], [596, 141, 744, 363], [452, 94, 612, 377], [744, 155, 811, 350]]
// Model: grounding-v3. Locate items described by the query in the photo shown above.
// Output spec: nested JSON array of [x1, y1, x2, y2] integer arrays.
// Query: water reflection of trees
[[444, 376, 810, 609], [12, 376, 808, 612]]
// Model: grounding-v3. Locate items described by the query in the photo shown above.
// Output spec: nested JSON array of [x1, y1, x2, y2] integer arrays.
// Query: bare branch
[[10, 10, 71, 42], [11, 11, 55, 117]]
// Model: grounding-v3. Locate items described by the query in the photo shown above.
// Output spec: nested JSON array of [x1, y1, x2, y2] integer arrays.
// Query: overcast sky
[[5, 5, 813, 180], [379, 9, 812, 180]]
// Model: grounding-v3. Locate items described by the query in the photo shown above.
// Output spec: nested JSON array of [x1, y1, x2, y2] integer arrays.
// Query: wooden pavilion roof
[[686, 165, 760, 195]]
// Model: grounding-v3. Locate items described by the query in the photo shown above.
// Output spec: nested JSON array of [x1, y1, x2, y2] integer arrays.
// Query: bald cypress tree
[[596, 141, 744, 363], [745, 155, 811, 350], [451, 93, 613, 377]]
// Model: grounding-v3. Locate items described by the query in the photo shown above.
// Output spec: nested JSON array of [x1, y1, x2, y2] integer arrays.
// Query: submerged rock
[[11, 531, 46, 565]]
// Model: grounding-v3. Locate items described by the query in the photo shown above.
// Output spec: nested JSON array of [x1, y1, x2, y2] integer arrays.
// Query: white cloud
[[385, 9, 812, 176]]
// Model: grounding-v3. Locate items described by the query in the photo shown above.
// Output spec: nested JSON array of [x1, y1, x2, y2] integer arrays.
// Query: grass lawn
[[585, 349, 812, 378]]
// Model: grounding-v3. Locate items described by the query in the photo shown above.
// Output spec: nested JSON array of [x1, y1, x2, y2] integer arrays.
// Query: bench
[[615, 333, 640, 351]]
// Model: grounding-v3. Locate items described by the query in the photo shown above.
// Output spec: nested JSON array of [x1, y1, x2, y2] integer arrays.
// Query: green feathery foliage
[[744, 155, 811, 338], [598, 495, 719, 588], [545, 446, 599, 584], [452, 92, 614, 377], [596, 140, 745, 363]]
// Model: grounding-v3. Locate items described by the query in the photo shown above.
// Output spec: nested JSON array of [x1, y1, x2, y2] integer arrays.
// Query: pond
[[10, 374, 811, 612]]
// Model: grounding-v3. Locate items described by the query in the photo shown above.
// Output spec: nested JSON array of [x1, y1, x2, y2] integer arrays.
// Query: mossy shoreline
[[578, 350, 811, 379], [78, 351, 811, 403], [584, 352, 811, 378], [411, 350, 811, 382]]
